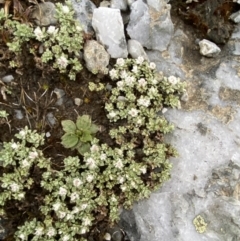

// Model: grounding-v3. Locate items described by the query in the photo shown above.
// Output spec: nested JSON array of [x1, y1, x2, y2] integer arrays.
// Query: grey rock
[[14, 110, 23, 120], [199, 39, 221, 57], [2, 75, 14, 83], [71, 0, 96, 34], [53, 88, 65, 106], [127, 0, 174, 51], [230, 10, 240, 23], [127, 39, 149, 60], [110, 0, 128, 11], [31, 2, 57, 26], [92, 7, 128, 58], [83, 40, 110, 74], [46, 112, 56, 126], [127, 0, 136, 7], [74, 98, 83, 106]]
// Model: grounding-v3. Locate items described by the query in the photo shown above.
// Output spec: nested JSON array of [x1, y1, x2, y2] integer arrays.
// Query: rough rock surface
[[70, 0, 96, 34], [31, 2, 57, 26], [127, 39, 149, 60], [92, 7, 128, 58], [83, 40, 110, 74], [110, 0, 128, 11], [199, 39, 221, 57], [120, 11, 240, 241], [127, 0, 173, 51]]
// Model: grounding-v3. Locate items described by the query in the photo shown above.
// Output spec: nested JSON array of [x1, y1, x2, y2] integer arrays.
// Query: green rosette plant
[[61, 115, 98, 155]]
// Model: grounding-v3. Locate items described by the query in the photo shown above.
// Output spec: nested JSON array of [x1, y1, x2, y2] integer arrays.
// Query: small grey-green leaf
[[61, 120, 76, 133], [61, 133, 78, 148]]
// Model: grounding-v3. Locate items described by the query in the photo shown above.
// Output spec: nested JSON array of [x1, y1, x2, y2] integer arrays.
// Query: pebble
[[2, 75, 14, 83], [74, 98, 83, 106]]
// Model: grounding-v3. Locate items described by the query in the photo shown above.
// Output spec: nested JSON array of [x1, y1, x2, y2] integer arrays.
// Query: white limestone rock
[[127, 39, 149, 60], [127, 0, 174, 52], [110, 0, 128, 11], [229, 10, 240, 23], [71, 0, 96, 34], [83, 40, 110, 74], [199, 39, 221, 57], [92, 7, 128, 58]]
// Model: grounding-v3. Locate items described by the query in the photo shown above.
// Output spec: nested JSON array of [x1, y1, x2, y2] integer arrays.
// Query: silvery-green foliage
[[0, 127, 50, 212], [0, 0, 83, 80]]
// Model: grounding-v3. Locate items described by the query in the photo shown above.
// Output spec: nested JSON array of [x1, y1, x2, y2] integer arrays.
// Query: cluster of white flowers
[[128, 108, 138, 117], [168, 76, 180, 85], [85, 157, 96, 169], [29, 151, 38, 159], [47, 26, 58, 35], [10, 182, 20, 192], [137, 97, 150, 107], [59, 187, 67, 196], [34, 27, 44, 41], [72, 178, 82, 187], [57, 56, 68, 69]]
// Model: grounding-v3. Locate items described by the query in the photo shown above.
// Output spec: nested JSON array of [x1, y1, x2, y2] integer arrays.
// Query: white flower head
[[18, 193, 25, 199], [62, 235, 70, 241], [59, 187, 67, 196], [66, 213, 73, 220], [72, 207, 80, 214], [120, 70, 128, 79], [118, 176, 125, 183], [81, 203, 88, 210], [86, 157, 96, 169], [125, 76, 135, 86], [10, 183, 20, 192], [73, 178, 83, 187], [57, 56, 68, 69], [137, 97, 150, 107], [168, 76, 179, 85], [81, 228, 87, 234], [109, 111, 117, 119], [18, 234, 26, 240], [140, 166, 147, 174], [136, 56, 144, 65], [47, 227, 56, 237], [116, 58, 125, 67], [29, 151, 38, 159], [11, 142, 19, 149], [58, 211, 66, 219], [115, 159, 123, 169], [121, 185, 126, 191], [90, 144, 99, 152], [53, 202, 61, 211], [35, 227, 44, 236], [34, 27, 44, 41], [132, 65, 138, 74], [19, 130, 26, 137], [62, 5, 70, 13], [100, 153, 106, 160], [70, 192, 79, 202], [109, 69, 118, 79], [117, 80, 124, 89], [149, 62, 156, 69], [47, 26, 58, 35], [128, 108, 138, 117], [22, 159, 30, 168], [86, 174, 94, 183], [138, 78, 147, 88]]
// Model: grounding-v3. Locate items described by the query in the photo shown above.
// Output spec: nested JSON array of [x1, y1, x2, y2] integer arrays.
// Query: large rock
[[83, 40, 110, 75], [127, 0, 174, 51], [71, 0, 96, 34], [92, 7, 128, 58], [127, 39, 149, 60], [120, 17, 240, 241]]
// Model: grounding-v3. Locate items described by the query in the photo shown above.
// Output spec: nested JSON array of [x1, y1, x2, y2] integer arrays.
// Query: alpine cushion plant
[[0, 57, 186, 240], [61, 115, 99, 155], [0, 0, 83, 80]]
